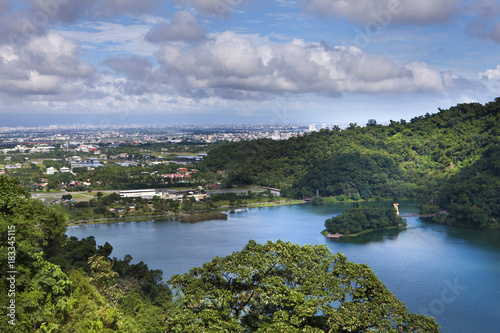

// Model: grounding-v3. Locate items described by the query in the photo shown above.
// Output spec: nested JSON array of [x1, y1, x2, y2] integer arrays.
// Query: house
[[60, 167, 70, 173], [46, 167, 55, 175], [5, 163, 22, 169]]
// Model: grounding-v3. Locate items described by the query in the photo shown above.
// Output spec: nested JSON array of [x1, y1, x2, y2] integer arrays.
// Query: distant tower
[[393, 203, 399, 216], [308, 123, 316, 132], [321, 123, 326, 129]]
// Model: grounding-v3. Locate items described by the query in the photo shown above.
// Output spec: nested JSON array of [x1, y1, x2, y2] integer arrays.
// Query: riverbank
[[321, 225, 406, 238], [66, 199, 306, 226], [67, 214, 175, 226], [180, 211, 228, 223]]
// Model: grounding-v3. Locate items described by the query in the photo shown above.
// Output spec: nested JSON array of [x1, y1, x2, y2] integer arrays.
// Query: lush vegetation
[[201, 99, 500, 228], [0, 175, 172, 332], [1, 175, 439, 332], [167, 240, 439, 332], [324, 205, 405, 235]]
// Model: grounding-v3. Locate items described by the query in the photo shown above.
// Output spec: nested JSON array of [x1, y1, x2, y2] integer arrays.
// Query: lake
[[66, 201, 500, 333]]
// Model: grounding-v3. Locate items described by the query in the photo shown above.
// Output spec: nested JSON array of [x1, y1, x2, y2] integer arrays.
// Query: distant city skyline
[[1, 1, 499, 126]]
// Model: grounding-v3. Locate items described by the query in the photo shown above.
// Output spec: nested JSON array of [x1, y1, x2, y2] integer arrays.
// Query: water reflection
[[331, 227, 404, 245], [67, 201, 500, 333]]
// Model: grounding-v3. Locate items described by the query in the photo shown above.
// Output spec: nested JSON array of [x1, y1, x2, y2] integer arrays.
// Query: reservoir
[[67, 201, 500, 333]]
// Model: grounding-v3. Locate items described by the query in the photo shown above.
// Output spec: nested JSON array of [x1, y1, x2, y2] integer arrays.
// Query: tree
[[0, 175, 29, 215], [311, 196, 325, 205], [47, 178, 59, 191], [166, 240, 439, 332]]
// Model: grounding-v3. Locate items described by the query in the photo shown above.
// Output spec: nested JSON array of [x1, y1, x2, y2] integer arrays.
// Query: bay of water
[[66, 201, 500, 333]]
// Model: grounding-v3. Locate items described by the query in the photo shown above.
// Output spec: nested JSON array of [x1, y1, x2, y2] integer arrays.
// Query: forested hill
[[201, 99, 500, 228]]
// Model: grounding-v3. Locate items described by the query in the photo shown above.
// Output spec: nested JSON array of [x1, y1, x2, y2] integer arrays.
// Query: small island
[[180, 211, 228, 223], [324, 205, 406, 237]]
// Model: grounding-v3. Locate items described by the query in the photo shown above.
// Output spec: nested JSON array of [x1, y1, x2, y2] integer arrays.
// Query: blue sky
[[0, 0, 499, 127]]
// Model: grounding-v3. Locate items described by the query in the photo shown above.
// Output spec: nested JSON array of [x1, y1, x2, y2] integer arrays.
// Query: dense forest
[[0, 176, 172, 332], [324, 205, 405, 235], [201, 99, 500, 228], [0, 175, 439, 332]]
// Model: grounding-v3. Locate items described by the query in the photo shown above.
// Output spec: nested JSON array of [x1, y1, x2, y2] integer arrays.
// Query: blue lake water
[[66, 201, 500, 333]]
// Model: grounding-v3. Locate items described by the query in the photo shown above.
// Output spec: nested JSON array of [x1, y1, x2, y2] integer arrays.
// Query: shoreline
[[321, 225, 406, 238], [65, 198, 411, 227], [66, 199, 306, 227]]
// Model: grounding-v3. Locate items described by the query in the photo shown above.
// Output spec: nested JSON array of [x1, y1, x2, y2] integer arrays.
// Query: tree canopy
[[0, 175, 172, 332], [166, 240, 439, 332], [325, 205, 405, 235]]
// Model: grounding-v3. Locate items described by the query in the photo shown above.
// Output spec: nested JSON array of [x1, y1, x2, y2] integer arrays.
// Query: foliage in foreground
[[167, 240, 439, 332], [0, 175, 170, 332]]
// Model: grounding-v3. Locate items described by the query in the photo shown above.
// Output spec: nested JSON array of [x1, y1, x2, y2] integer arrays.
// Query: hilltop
[[201, 99, 500, 228]]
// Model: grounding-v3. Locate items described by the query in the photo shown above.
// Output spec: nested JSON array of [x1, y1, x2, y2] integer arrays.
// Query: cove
[[66, 201, 500, 333]]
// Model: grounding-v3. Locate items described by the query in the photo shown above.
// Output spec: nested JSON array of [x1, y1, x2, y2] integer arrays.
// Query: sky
[[0, 0, 499, 127]]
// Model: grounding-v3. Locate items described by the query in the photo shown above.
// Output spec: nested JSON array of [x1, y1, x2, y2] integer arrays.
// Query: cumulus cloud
[[145, 11, 207, 43], [155, 31, 460, 99], [480, 65, 500, 81], [173, 0, 248, 18], [301, 0, 463, 25], [0, 33, 95, 96], [475, 65, 500, 101]]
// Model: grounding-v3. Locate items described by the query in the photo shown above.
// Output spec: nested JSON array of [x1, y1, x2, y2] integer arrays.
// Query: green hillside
[[201, 99, 500, 228]]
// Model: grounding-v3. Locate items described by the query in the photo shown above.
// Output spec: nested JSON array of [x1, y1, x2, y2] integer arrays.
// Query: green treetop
[[166, 240, 439, 332]]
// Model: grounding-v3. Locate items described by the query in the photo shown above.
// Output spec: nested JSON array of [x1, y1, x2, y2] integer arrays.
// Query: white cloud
[[155, 31, 458, 98], [301, 0, 463, 25], [0, 32, 94, 96], [480, 65, 500, 81]]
